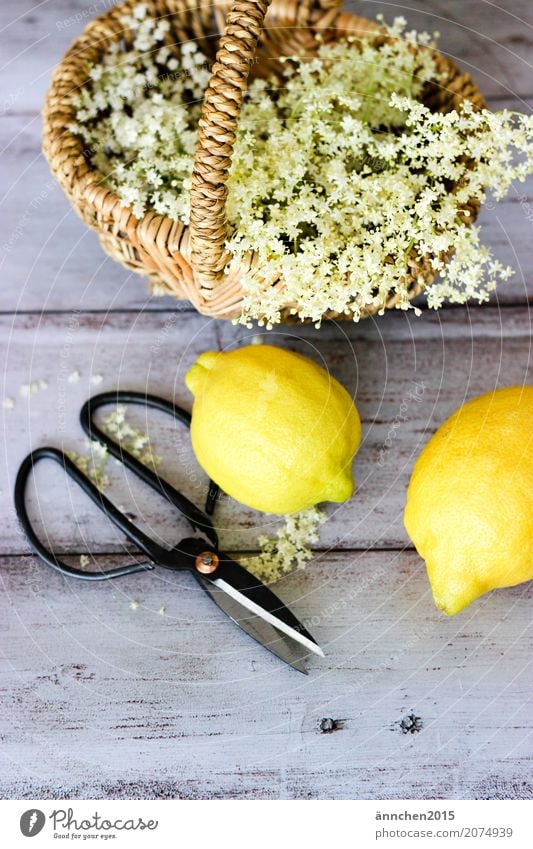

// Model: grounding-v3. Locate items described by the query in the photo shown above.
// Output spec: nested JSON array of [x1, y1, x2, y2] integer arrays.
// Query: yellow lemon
[[186, 345, 361, 514], [404, 386, 533, 615]]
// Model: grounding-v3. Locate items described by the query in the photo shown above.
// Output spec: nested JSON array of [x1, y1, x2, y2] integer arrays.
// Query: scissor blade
[[211, 553, 324, 658], [197, 576, 310, 673]]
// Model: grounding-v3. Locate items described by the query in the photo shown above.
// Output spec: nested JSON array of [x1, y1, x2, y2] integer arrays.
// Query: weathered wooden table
[[1, 1, 531, 800]]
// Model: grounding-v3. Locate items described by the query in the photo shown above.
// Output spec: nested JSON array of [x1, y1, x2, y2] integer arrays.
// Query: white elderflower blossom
[[72, 13, 533, 325], [102, 406, 161, 469], [68, 442, 110, 490]]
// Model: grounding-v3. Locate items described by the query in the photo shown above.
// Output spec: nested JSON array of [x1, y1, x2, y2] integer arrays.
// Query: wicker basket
[[42, 0, 486, 321]]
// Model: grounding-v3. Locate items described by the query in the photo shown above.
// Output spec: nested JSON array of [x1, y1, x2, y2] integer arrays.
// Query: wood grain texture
[[1, 308, 531, 555], [1, 552, 531, 800]]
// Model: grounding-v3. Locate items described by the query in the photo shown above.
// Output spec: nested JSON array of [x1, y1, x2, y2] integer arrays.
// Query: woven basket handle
[[189, 0, 273, 290]]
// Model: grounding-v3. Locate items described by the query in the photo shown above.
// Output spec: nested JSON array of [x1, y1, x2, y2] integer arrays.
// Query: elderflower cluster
[[72, 3, 209, 221], [243, 508, 326, 584], [71, 4, 533, 325]]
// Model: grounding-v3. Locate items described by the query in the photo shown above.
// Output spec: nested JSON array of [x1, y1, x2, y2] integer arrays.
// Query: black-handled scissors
[[14, 391, 323, 672]]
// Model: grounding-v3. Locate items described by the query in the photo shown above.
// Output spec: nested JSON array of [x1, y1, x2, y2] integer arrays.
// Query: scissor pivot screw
[[195, 551, 219, 575]]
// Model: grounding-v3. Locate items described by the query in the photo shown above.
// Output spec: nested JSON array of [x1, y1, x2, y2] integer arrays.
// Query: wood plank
[[1, 308, 531, 555], [1, 1, 533, 116], [0, 551, 531, 799]]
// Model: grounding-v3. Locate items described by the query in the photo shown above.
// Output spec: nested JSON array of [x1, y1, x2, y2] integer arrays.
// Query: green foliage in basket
[[71, 4, 533, 325]]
